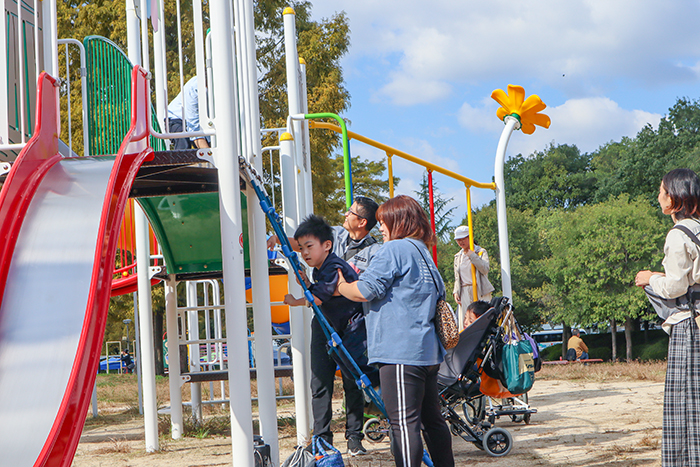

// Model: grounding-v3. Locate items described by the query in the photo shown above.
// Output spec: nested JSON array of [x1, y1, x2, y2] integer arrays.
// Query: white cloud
[[507, 97, 661, 156], [376, 75, 452, 106], [315, 0, 700, 105], [457, 99, 502, 134]]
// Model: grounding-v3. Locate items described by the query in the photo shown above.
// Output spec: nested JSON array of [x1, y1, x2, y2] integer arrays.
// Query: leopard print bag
[[434, 298, 459, 349], [409, 240, 460, 350]]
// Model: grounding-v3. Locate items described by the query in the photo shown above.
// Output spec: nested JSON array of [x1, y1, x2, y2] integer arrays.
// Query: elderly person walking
[[336, 195, 454, 467], [452, 225, 494, 329]]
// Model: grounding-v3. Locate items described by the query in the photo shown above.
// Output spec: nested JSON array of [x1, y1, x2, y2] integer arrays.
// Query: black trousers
[[310, 318, 365, 443], [168, 118, 195, 149], [379, 363, 454, 467]]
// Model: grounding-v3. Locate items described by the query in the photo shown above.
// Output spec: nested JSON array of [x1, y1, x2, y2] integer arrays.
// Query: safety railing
[[307, 119, 496, 266], [57, 39, 89, 157]]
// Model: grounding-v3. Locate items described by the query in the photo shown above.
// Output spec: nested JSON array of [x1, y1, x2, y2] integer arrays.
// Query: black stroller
[[437, 297, 537, 457]]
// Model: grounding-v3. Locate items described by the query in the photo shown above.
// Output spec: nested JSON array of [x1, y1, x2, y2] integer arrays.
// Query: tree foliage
[[414, 172, 456, 243], [504, 143, 596, 213], [468, 205, 547, 329]]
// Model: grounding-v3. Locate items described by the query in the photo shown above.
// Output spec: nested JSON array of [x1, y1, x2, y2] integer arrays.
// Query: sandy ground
[[72, 379, 664, 467]]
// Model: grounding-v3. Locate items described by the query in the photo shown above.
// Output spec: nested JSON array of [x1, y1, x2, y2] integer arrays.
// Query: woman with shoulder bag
[[336, 195, 454, 467], [635, 168, 700, 466]]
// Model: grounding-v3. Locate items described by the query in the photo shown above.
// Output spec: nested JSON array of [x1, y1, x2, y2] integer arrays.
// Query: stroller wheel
[[482, 427, 513, 457], [362, 417, 386, 443]]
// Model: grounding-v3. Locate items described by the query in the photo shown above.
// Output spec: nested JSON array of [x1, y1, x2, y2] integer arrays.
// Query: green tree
[[468, 204, 547, 329], [537, 195, 665, 360], [592, 98, 700, 206], [256, 2, 393, 221], [504, 143, 596, 213], [414, 172, 456, 243]]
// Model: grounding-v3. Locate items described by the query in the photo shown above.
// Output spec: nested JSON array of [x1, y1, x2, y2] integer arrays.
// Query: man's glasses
[[346, 208, 365, 219]]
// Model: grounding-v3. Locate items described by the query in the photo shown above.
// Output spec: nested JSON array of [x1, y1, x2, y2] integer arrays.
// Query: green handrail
[[304, 112, 353, 211]]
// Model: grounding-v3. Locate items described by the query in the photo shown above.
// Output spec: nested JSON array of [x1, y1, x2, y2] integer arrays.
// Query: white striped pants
[[378, 363, 454, 467]]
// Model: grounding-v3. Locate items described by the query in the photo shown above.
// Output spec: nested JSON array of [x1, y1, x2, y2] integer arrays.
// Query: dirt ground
[[72, 376, 664, 467]]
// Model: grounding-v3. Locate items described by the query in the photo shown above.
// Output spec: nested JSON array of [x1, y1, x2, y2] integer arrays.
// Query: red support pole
[[427, 170, 437, 264]]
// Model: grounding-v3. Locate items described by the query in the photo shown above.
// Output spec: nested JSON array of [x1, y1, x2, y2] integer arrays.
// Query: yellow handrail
[[308, 121, 496, 190], [309, 119, 494, 312]]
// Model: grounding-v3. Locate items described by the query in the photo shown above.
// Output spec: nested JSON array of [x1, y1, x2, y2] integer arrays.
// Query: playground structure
[[0, 1, 550, 466]]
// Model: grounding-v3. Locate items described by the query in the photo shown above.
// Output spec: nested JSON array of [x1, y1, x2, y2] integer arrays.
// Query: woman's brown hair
[[376, 195, 436, 246], [663, 168, 700, 220]]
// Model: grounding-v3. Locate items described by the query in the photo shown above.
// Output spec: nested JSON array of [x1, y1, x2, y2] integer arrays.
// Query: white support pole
[[283, 9, 308, 221], [125, 0, 142, 66], [152, 0, 168, 128], [234, 0, 279, 461], [299, 61, 313, 216], [0, 0, 7, 146], [125, 4, 158, 451], [280, 132, 311, 445], [165, 276, 184, 439], [209, 2, 256, 466], [494, 116, 519, 300], [42, 0, 57, 76], [91, 383, 98, 417], [134, 205, 159, 452], [186, 281, 203, 424], [283, 9, 314, 437], [192, 0, 209, 130], [132, 291, 144, 414]]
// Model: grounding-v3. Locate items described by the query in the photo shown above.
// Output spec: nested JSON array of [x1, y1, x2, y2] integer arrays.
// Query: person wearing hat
[[453, 225, 495, 329]]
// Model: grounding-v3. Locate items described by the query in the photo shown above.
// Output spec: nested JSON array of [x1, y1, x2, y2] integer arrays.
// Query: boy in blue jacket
[[284, 214, 367, 455]]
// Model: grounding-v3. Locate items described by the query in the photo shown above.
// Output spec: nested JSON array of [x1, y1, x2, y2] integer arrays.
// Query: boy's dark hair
[[355, 196, 379, 231], [294, 214, 334, 246], [466, 300, 490, 317]]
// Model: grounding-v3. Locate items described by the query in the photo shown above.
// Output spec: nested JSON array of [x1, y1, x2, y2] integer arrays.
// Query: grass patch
[[536, 361, 666, 382]]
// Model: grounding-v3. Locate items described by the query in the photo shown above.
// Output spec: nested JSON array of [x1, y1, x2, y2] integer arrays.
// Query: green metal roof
[[138, 192, 250, 275]]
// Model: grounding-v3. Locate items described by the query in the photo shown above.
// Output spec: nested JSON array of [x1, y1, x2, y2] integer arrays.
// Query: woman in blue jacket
[[337, 195, 454, 467]]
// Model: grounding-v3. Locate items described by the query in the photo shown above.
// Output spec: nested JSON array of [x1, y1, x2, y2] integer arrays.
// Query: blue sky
[[308, 0, 700, 221]]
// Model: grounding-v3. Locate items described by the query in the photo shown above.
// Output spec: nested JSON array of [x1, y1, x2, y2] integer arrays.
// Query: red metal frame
[[4, 66, 156, 467], [427, 170, 437, 264]]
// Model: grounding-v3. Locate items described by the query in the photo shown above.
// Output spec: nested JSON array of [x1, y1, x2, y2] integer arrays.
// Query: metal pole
[[299, 60, 313, 216], [91, 383, 98, 417], [209, 1, 256, 465], [186, 281, 203, 424], [494, 116, 519, 300], [165, 275, 183, 439], [132, 292, 144, 414], [134, 204, 159, 451], [126, 4, 158, 450], [125, 0, 142, 66], [282, 8, 307, 217], [236, 0, 280, 460], [427, 170, 437, 264], [280, 132, 311, 445]]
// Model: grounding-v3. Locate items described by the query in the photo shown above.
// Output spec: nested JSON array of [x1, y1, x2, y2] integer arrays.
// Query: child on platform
[[283, 214, 367, 456]]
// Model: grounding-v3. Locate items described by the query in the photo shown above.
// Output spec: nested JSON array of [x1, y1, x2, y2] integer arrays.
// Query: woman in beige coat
[[452, 225, 494, 329]]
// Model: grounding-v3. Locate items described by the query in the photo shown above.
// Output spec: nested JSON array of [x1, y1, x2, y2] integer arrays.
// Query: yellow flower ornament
[[491, 85, 551, 135]]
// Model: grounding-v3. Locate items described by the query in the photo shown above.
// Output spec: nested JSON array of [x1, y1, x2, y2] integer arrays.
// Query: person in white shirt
[[167, 76, 209, 149], [452, 225, 494, 330], [635, 168, 700, 467]]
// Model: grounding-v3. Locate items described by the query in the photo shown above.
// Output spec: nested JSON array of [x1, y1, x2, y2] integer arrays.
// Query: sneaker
[[347, 437, 367, 456]]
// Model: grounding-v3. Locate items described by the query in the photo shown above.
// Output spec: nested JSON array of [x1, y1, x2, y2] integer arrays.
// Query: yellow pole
[[387, 152, 394, 198], [466, 186, 478, 302]]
